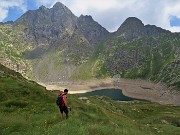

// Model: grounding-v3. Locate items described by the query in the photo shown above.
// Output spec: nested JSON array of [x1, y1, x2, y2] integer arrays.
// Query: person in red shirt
[[59, 89, 69, 120]]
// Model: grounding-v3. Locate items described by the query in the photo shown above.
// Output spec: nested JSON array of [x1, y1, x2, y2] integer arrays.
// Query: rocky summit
[[15, 2, 78, 45], [15, 2, 109, 48], [78, 15, 109, 46], [115, 17, 170, 40]]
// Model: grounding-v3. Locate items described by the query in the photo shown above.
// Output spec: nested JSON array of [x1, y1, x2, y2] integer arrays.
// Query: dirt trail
[[38, 78, 180, 106]]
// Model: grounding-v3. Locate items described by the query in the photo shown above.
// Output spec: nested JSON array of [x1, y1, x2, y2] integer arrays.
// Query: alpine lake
[[78, 89, 140, 101]]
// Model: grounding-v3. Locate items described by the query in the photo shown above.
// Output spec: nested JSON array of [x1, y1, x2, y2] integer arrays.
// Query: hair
[[64, 89, 68, 92]]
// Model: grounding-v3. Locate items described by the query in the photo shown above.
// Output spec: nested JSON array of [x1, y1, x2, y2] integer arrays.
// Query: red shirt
[[59, 92, 67, 106]]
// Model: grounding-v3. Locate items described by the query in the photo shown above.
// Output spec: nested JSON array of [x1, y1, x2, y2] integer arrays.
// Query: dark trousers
[[59, 106, 68, 119]]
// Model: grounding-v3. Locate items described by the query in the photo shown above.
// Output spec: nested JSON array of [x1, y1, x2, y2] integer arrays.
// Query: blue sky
[[3, 0, 37, 22], [3, 7, 25, 22], [170, 16, 180, 27], [1, 0, 180, 32]]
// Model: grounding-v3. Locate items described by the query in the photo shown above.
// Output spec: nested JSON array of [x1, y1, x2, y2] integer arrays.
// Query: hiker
[[57, 89, 70, 120]]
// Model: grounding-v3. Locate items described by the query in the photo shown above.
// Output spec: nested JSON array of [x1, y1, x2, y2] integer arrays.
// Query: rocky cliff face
[[78, 15, 109, 46], [15, 2, 109, 48], [145, 24, 170, 37], [116, 17, 170, 40], [16, 2, 78, 46], [116, 17, 146, 40]]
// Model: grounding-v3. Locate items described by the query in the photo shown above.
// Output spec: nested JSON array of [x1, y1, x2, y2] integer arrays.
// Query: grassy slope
[[0, 24, 33, 77], [121, 35, 180, 89], [70, 38, 112, 80], [0, 64, 180, 135]]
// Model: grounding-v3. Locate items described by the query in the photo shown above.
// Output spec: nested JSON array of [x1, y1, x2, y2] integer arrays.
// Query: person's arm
[[63, 95, 68, 107]]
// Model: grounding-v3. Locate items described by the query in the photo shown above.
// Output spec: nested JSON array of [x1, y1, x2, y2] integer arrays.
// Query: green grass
[[1, 94, 180, 135], [0, 23, 33, 79], [0, 63, 180, 135]]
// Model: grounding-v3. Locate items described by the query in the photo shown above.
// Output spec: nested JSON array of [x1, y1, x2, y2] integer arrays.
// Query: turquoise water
[[78, 89, 136, 101]]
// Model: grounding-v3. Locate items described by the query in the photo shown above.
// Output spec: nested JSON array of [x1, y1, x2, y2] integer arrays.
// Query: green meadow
[[0, 64, 180, 135]]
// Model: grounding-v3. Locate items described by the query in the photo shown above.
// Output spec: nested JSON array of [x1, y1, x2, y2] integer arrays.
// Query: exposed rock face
[[16, 2, 78, 45], [145, 24, 170, 37], [116, 17, 170, 40], [15, 2, 109, 48], [78, 15, 109, 46], [105, 49, 143, 75], [116, 17, 146, 40]]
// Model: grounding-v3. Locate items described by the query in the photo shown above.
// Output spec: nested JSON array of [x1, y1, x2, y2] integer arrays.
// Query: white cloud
[[0, 8, 8, 21], [0, 0, 27, 21], [169, 26, 180, 32], [35, 0, 58, 7], [1, 0, 180, 32]]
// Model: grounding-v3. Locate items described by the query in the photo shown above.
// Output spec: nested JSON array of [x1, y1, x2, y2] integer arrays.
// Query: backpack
[[56, 93, 64, 106]]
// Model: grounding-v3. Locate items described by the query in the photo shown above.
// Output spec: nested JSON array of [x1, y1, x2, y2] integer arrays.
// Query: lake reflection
[[78, 89, 136, 101]]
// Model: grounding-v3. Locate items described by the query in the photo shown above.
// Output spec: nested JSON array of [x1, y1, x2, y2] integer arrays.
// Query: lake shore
[[38, 78, 180, 106]]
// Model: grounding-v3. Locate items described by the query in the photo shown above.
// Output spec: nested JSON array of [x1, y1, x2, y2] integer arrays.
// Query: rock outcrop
[[78, 15, 109, 46]]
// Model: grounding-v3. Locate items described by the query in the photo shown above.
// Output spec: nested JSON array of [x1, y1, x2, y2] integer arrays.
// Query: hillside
[[97, 34, 180, 89], [0, 23, 32, 77], [0, 64, 180, 135]]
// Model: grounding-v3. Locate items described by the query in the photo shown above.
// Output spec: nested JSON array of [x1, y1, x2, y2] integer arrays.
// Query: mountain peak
[[39, 5, 47, 10], [116, 17, 169, 40], [53, 2, 66, 9], [79, 15, 93, 20], [78, 15, 109, 46], [51, 2, 74, 16], [116, 17, 145, 40], [119, 17, 144, 30], [15, 1, 77, 46], [79, 15, 95, 24], [124, 17, 143, 24]]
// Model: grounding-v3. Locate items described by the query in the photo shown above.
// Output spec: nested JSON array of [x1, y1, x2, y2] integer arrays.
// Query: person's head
[[64, 89, 68, 94]]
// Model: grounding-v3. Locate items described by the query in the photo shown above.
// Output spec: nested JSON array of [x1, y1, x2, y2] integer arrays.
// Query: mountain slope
[[0, 23, 32, 76], [72, 18, 179, 89], [0, 64, 180, 135], [8, 2, 109, 81], [85, 33, 180, 89]]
